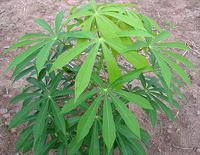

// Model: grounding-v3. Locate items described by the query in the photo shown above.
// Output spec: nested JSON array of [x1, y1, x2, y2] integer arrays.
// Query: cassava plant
[[6, 0, 193, 154]]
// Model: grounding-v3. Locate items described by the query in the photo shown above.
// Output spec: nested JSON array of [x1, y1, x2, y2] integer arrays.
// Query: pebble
[[196, 111, 200, 116], [168, 124, 173, 129], [196, 148, 200, 153], [3, 113, 10, 119], [167, 129, 172, 134], [0, 108, 8, 115], [11, 128, 17, 134]]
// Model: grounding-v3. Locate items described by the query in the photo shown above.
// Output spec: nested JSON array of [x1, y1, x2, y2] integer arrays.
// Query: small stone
[[4, 121, 9, 126], [168, 124, 173, 129], [196, 148, 200, 153], [0, 108, 8, 114], [3, 113, 10, 119], [167, 129, 172, 133], [3, 46, 9, 49], [11, 128, 17, 134], [196, 111, 200, 115]]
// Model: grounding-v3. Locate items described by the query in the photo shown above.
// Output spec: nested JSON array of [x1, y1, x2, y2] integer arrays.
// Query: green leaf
[[11, 92, 41, 104], [50, 100, 66, 135], [117, 125, 146, 155], [33, 101, 49, 141], [117, 133, 133, 155], [4, 39, 45, 53], [27, 77, 46, 91], [126, 41, 148, 51], [20, 33, 49, 40], [162, 55, 191, 86], [102, 42, 121, 83], [13, 66, 34, 82], [9, 102, 39, 128], [61, 89, 97, 114], [57, 145, 65, 155], [152, 96, 175, 121], [35, 18, 54, 34], [103, 12, 144, 30], [90, 0, 97, 11], [89, 122, 100, 155], [154, 31, 171, 42], [36, 41, 54, 73], [67, 9, 93, 22], [96, 15, 121, 38], [51, 41, 94, 71], [111, 95, 140, 139], [7, 42, 48, 71], [60, 31, 95, 39], [103, 96, 116, 152], [163, 50, 193, 68], [82, 16, 94, 31], [111, 67, 152, 87], [115, 90, 153, 109], [75, 42, 100, 100], [140, 128, 151, 147], [76, 96, 101, 142], [55, 11, 64, 33], [156, 42, 189, 50], [123, 51, 149, 69], [118, 30, 153, 38], [16, 126, 33, 151], [152, 50, 172, 87], [146, 109, 157, 128], [49, 71, 64, 91], [67, 138, 83, 155]]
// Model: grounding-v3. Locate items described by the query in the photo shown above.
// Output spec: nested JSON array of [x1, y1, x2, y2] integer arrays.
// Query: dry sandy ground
[[0, 0, 200, 155]]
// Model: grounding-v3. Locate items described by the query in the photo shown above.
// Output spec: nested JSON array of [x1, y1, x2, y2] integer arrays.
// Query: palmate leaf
[[151, 49, 172, 87], [4, 39, 46, 53], [163, 50, 193, 68], [60, 88, 97, 114], [102, 42, 121, 83], [103, 95, 116, 153], [104, 38, 150, 69], [50, 99, 66, 135], [13, 66, 34, 82], [117, 133, 134, 155], [89, 121, 100, 155], [20, 33, 49, 40], [7, 41, 48, 71], [111, 67, 152, 88], [117, 125, 146, 155], [151, 95, 175, 121], [76, 96, 101, 142], [154, 31, 171, 42], [10, 92, 42, 104], [102, 11, 145, 30], [67, 138, 83, 155], [55, 11, 64, 33], [36, 40, 54, 73], [75, 42, 100, 100], [114, 90, 153, 110], [16, 126, 33, 152], [156, 42, 189, 50], [35, 18, 54, 34], [111, 95, 140, 139], [9, 101, 39, 128], [118, 30, 153, 38], [161, 54, 191, 86], [51, 41, 94, 71], [33, 101, 49, 143]]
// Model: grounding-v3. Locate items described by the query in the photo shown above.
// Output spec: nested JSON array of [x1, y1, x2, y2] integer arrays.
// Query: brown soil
[[0, 0, 200, 155]]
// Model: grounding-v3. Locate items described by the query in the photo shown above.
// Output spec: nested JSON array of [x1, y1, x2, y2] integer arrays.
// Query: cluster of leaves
[[6, 0, 193, 155]]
